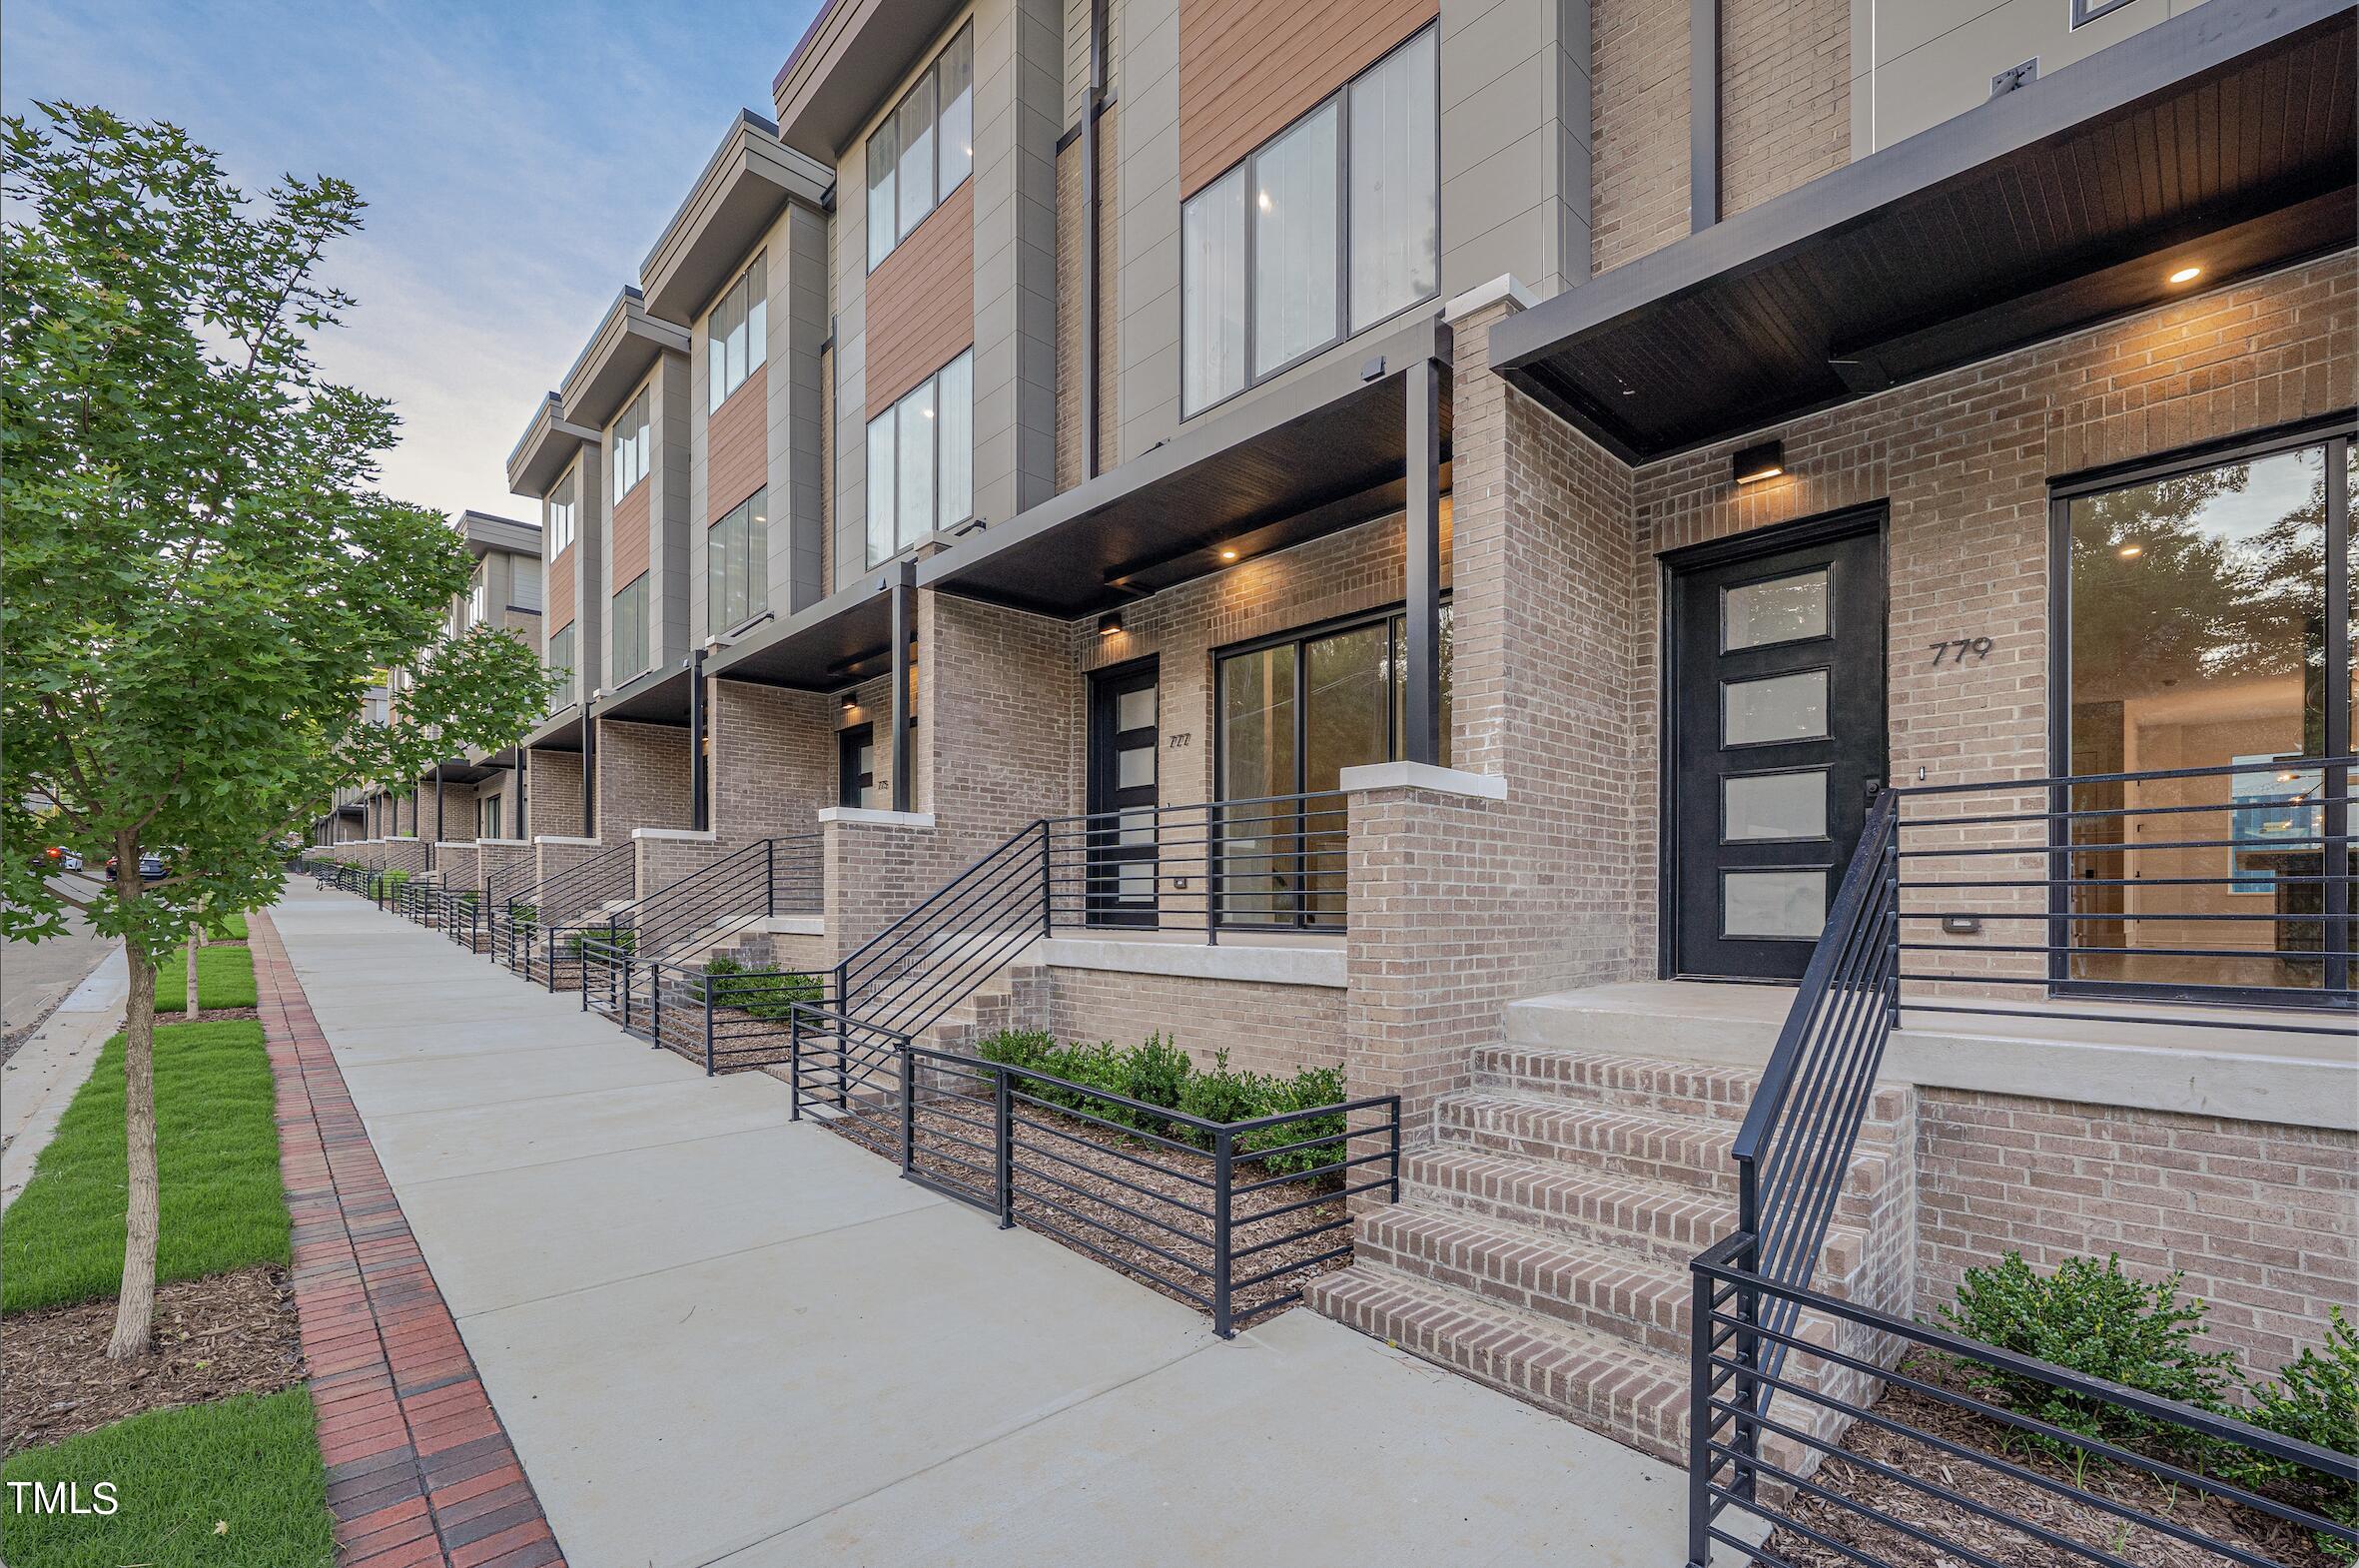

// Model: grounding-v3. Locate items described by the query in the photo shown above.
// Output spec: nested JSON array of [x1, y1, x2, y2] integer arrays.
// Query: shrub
[[1241, 1063, 1349, 1177], [704, 958, 821, 1020], [564, 927, 635, 956], [1176, 1050, 1268, 1126], [1941, 1252, 2238, 1457], [2232, 1308, 2359, 1548]]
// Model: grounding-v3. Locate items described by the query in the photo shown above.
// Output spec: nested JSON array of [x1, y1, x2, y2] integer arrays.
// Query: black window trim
[[1209, 594, 1454, 802], [1179, 22, 1441, 421]]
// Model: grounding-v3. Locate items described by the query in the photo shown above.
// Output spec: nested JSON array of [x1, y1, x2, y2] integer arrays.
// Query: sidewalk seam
[[255, 907, 567, 1568]]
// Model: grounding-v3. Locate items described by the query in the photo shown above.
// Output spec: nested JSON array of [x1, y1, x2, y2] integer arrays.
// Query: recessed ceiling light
[[2117, 543, 2144, 558], [1218, 547, 1238, 561], [2167, 265, 2202, 285]]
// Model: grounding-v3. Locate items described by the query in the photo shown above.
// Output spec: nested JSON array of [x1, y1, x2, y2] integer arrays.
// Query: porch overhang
[[1489, 0, 2358, 463], [639, 111, 831, 326], [919, 315, 1454, 620], [704, 577, 902, 691], [770, 0, 965, 161], [599, 662, 693, 727], [522, 708, 586, 754], [559, 288, 690, 430], [505, 393, 600, 497], [421, 756, 500, 787]]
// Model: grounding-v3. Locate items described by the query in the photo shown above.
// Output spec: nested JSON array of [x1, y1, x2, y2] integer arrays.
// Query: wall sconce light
[[1733, 440, 1786, 485], [840, 692, 858, 713], [1098, 611, 1124, 638]]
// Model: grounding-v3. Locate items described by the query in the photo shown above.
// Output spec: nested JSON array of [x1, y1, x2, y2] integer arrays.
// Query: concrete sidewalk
[[270, 879, 1710, 1568]]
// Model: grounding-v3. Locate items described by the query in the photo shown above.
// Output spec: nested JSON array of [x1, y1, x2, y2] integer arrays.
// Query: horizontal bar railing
[[521, 842, 639, 990], [784, 1007, 1400, 1337], [1039, 790, 1350, 940], [1686, 1233, 2357, 1568]]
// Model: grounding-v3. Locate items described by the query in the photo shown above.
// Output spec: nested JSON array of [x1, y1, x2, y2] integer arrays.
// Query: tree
[[0, 104, 552, 1357]]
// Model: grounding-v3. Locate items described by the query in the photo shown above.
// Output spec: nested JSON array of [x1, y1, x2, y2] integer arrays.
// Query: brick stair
[[1306, 1043, 1913, 1465]]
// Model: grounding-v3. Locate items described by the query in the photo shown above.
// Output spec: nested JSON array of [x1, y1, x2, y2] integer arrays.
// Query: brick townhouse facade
[[432, 0, 2351, 1470]]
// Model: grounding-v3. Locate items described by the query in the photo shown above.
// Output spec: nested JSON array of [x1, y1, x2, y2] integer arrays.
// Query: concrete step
[[1305, 1263, 1690, 1465], [1503, 982, 1790, 1070], [1402, 1147, 1868, 1279], [1358, 1203, 1693, 1356]]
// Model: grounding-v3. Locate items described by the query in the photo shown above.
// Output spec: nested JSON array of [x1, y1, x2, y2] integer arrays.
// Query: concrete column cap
[[632, 827, 718, 842], [1338, 761, 1507, 802], [473, 838, 531, 847], [817, 807, 937, 828], [532, 834, 600, 846], [1443, 275, 1540, 322]]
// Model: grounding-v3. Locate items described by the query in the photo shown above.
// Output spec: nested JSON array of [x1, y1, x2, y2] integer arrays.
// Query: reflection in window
[[2064, 440, 2350, 993], [865, 25, 973, 270], [707, 255, 767, 410], [611, 576, 648, 686], [866, 351, 973, 564], [707, 489, 767, 635]]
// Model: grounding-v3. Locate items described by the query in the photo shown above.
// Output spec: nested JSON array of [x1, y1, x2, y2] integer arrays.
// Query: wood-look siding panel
[[611, 480, 652, 586], [546, 545, 575, 632], [708, 362, 769, 522], [866, 180, 975, 410], [1179, 0, 1435, 198]]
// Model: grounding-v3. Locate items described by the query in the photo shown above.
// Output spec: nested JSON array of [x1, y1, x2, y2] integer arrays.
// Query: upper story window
[[611, 389, 650, 497], [467, 579, 487, 627], [611, 576, 648, 687], [546, 623, 575, 702], [547, 468, 578, 555], [708, 255, 767, 410], [865, 24, 973, 272], [708, 489, 769, 636], [1181, 26, 1437, 416], [866, 350, 972, 565]]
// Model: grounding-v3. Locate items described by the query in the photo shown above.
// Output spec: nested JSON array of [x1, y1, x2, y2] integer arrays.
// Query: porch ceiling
[[1489, 0, 2357, 463], [919, 315, 1453, 620], [599, 663, 692, 727], [704, 575, 901, 691], [522, 708, 585, 754]]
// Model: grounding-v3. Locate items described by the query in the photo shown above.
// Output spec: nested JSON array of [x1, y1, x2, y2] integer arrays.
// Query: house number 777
[[1928, 637, 1994, 667]]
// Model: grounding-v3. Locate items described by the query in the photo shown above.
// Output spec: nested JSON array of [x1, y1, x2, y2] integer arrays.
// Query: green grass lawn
[[205, 911, 249, 940], [1, 1021, 288, 1315], [152, 945, 257, 1013], [0, 1391, 333, 1566]]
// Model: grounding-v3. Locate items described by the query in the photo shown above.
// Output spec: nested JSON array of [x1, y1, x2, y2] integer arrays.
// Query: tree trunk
[[107, 849, 161, 1360], [183, 916, 201, 1020]]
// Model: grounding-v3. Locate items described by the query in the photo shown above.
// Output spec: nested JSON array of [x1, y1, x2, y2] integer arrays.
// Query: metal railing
[[786, 1006, 1400, 1337], [477, 852, 535, 961], [1692, 757, 2356, 1565], [1687, 1234, 2357, 1568], [513, 841, 638, 989]]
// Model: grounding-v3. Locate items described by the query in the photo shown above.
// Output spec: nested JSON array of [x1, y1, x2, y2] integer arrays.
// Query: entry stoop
[[1306, 1035, 1917, 1468]]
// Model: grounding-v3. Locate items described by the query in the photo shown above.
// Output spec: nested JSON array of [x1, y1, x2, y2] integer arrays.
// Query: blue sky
[[4, 0, 824, 524]]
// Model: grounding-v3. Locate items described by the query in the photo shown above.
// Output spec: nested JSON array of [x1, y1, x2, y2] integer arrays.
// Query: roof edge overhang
[[597, 662, 693, 727], [1489, 0, 2359, 463], [505, 393, 601, 497], [460, 510, 540, 560], [640, 111, 831, 326], [521, 708, 586, 753], [917, 313, 1453, 619], [704, 574, 899, 691], [559, 287, 691, 430], [769, 0, 966, 161]]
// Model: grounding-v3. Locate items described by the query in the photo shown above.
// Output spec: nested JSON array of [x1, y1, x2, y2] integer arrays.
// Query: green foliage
[[152, 943, 257, 1012], [1941, 1252, 2239, 1456], [2, 1022, 288, 1314], [2230, 1307, 2359, 1547], [703, 957, 822, 1020], [564, 927, 634, 956], [0, 1390, 334, 1567], [971, 1032, 1350, 1176], [0, 100, 555, 958]]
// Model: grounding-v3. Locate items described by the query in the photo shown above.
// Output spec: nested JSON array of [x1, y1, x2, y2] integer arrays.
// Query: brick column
[[432, 842, 479, 891], [1341, 763, 1514, 1141], [709, 678, 833, 848], [473, 838, 531, 894], [378, 837, 428, 876], [820, 808, 944, 967], [595, 718, 694, 842], [632, 827, 722, 899]]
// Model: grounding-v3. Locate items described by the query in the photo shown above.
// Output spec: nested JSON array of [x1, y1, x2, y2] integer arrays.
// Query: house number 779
[[1928, 637, 1994, 667]]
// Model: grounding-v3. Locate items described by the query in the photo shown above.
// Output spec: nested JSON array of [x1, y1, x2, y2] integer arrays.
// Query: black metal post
[[995, 1066, 1015, 1228], [688, 647, 709, 833], [1689, 0, 1721, 232], [703, 974, 715, 1077], [2323, 438, 2350, 997], [434, 762, 445, 845], [1038, 820, 1052, 934], [516, 751, 529, 840], [578, 701, 596, 839], [898, 1041, 916, 1177], [1685, 1261, 1717, 1568], [789, 1008, 802, 1116], [1211, 1129, 1235, 1338], [1079, 0, 1106, 480], [887, 561, 915, 814], [1403, 357, 1443, 767]]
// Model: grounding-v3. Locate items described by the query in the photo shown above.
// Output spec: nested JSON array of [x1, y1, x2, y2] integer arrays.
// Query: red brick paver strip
[[253, 909, 566, 1568]]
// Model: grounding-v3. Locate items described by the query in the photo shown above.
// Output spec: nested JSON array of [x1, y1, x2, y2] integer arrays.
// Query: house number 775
[[1928, 637, 1994, 667]]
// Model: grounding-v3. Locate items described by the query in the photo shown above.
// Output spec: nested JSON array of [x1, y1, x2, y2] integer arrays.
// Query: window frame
[[865, 349, 975, 566], [545, 623, 576, 708], [706, 255, 768, 411], [706, 488, 770, 637], [611, 388, 651, 498], [2069, 0, 2140, 28], [611, 576, 649, 688], [1179, 24, 1440, 419], [864, 22, 975, 273], [1210, 596, 1455, 802], [547, 467, 579, 555]]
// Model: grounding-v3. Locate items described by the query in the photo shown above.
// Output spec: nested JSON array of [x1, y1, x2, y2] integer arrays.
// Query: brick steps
[[1358, 1203, 1694, 1355], [1472, 1044, 1909, 1131], [1305, 1263, 1691, 1464]]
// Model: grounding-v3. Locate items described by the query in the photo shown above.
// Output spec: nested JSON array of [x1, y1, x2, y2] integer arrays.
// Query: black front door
[[1087, 661, 1159, 926], [1669, 514, 1887, 981], [837, 724, 876, 809]]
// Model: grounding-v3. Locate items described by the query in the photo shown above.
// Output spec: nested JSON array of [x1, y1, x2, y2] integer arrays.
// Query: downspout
[[1080, 0, 1108, 478], [688, 647, 710, 832]]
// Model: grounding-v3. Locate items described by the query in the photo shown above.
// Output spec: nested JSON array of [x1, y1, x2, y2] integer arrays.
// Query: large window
[[1215, 603, 1452, 924], [611, 389, 650, 497], [546, 623, 575, 706], [547, 469, 578, 555], [479, 793, 501, 841], [2058, 428, 2353, 997], [467, 579, 487, 627], [865, 24, 973, 271], [707, 255, 767, 410], [611, 576, 648, 687], [1180, 26, 1437, 415], [866, 350, 973, 563], [707, 489, 768, 635]]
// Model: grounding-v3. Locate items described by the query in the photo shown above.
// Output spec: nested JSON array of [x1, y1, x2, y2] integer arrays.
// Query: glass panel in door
[[1088, 665, 1160, 927], [1217, 645, 1296, 923]]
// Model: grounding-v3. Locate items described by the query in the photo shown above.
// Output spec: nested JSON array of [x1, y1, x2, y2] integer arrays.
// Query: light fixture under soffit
[[2117, 542, 2144, 559], [2167, 264, 2203, 285], [1732, 439, 1786, 485], [1098, 611, 1124, 638], [1218, 547, 1239, 562]]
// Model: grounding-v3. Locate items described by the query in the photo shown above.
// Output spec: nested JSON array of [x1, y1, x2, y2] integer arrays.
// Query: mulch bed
[[1758, 1353, 2349, 1568], [169, 1005, 262, 1023], [824, 1095, 1353, 1328], [2, 1264, 304, 1455]]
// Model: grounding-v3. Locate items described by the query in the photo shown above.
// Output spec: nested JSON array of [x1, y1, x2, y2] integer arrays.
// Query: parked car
[[102, 851, 168, 882]]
